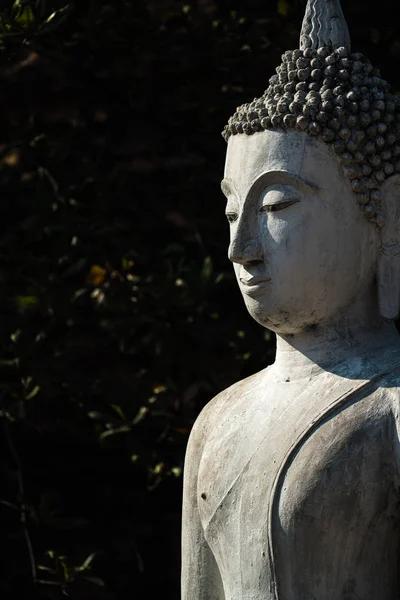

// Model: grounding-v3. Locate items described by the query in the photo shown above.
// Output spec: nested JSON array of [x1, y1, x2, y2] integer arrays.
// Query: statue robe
[[182, 345, 400, 600]]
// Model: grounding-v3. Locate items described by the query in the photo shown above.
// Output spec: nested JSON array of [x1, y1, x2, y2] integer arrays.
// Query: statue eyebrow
[[249, 170, 320, 196], [221, 171, 320, 201]]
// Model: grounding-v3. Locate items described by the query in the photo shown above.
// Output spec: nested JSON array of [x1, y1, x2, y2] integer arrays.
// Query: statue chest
[[197, 383, 400, 600]]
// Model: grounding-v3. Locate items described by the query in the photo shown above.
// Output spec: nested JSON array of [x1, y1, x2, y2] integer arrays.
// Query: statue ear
[[378, 175, 400, 321]]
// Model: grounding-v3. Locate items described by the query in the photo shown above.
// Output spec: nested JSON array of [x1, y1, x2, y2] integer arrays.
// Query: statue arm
[[181, 404, 225, 600]]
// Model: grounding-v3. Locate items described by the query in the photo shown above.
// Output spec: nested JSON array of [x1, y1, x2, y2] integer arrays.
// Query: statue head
[[222, 0, 400, 331]]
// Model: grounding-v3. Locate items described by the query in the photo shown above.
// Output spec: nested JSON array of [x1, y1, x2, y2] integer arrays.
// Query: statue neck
[[273, 315, 400, 382]]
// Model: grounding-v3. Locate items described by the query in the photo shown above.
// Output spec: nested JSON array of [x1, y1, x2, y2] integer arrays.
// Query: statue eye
[[260, 199, 300, 213], [226, 212, 238, 223]]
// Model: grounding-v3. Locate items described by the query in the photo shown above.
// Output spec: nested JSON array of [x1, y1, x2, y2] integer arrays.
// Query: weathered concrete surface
[[182, 1, 400, 597], [181, 129, 400, 600], [300, 0, 351, 51], [183, 350, 400, 600]]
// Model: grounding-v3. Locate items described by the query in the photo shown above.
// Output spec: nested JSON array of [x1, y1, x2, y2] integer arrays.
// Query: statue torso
[[197, 354, 400, 600]]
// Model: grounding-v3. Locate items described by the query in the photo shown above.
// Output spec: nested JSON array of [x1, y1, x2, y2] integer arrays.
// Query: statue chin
[[240, 286, 354, 335], [241, 294, 310, 334]]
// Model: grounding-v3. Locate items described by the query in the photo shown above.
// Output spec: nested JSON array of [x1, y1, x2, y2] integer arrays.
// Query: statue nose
[[228, 240, 263, 265]]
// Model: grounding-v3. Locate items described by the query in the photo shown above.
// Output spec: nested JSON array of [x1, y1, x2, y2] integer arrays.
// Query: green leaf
[[201, 256, 213, 280], [76, 552, 97, 573], [44, 7, 68, 25], [132, 406, 148, 425], [25, 385, 40, 400], [15, 296, 39, 311], [277, 0, 289, 16], [99, 425, 132, 442], [110, 404, 127, 421], [37, 4, 71, 35], [14, 5, 35, 28]]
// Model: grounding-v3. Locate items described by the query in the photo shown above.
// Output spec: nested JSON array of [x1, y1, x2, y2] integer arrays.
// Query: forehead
[[223, 130, 336, 198]]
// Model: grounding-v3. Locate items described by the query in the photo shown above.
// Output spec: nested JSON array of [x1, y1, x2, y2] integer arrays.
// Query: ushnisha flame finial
[[300, 0, 351, 52]]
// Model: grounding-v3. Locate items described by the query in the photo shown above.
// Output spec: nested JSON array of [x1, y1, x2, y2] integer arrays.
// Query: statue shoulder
[[187, 369, 266, 453], [366, 360, 400, 418]]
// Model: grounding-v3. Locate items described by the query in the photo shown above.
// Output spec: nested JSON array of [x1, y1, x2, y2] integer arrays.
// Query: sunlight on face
[[222, 130, 378, 334]]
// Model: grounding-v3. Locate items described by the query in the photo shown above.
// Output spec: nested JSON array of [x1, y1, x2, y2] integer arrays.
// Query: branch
[[3, 418, 38, 588]]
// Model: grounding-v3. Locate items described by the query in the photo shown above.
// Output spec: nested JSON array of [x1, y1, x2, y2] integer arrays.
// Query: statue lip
[[240, 276, 271, 286], [240, 276, 271, 295]]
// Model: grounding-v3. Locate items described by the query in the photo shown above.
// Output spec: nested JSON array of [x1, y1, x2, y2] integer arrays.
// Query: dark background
[[0, 0, 398, 598]]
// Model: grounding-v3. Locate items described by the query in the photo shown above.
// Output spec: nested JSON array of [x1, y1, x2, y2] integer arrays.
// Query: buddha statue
[[181, 1, 400, 599]]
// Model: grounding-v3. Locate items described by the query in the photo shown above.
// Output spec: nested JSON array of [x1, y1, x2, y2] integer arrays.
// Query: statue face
[[222, 130, 379, 334]]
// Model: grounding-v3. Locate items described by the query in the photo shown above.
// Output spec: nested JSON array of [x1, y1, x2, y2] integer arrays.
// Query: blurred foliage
[[0, 0, 398, 598]]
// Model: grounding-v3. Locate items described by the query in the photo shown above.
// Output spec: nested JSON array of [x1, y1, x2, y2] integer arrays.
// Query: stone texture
[[222, 45, 400, 225], [182, 2, 400, 599], [221, 0, 400, 226]]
